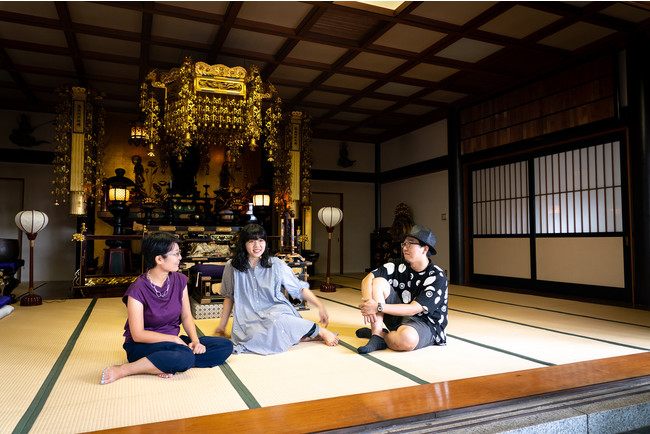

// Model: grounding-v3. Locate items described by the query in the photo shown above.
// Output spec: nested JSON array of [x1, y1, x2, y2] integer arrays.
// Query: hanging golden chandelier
[[139, 57, 282, 168]]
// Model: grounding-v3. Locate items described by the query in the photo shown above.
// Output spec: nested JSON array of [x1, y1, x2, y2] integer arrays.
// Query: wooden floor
[[91, 352, 650, 433]]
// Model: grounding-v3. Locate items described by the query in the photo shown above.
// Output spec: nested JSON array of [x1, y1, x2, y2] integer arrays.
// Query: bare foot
[[319, 328, 339, 346], [300, 335, 324, 342], [158, 373, 174, 379], [100, 366, 121, 385]]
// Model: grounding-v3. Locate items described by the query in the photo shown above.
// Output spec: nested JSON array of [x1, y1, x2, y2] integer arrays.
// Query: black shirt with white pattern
[[372, 258, 448, 345]]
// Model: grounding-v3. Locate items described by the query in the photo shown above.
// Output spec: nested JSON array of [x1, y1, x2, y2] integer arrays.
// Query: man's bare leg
[[101, 357, 170, 385], [357, 278, 390, 353], [385, 325, 418, 351]]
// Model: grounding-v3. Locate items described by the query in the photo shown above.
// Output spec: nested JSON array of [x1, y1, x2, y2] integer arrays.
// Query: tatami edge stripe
[[338, 340, 429, 385], [448, 334, 555, 366], [320, 287, 649, 352], [219, 362, 261, 409], [453, 293, 650, 329], [194, 325, 260, 409], [452, 308, 650, 351], [317, 294, 580, 367], [12, 298, 97, 434]]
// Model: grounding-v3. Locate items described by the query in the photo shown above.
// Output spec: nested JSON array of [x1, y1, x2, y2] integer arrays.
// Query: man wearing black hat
[[357, 224, 448, 353]]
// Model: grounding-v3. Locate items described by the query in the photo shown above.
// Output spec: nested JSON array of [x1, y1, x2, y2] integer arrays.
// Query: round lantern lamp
[[251, 183, 272, 231], [104, 168, 134, 248], [15, 210, 49, 306], [317, 207, 343, 292]]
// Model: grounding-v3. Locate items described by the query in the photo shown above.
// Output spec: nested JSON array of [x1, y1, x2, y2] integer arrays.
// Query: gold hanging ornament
[[138, 57, 282, 169]]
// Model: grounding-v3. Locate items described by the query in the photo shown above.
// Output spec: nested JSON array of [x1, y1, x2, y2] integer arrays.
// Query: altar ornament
[[128, 119, 147, 147], [139, 58, 282, 168], [52, 86, 105, 215], [251, 183, 272, 229], [317, 207, 343, 292], [105, 169, 135, 247], [273, 111, 312, 211], [14, 210, 49, 306]]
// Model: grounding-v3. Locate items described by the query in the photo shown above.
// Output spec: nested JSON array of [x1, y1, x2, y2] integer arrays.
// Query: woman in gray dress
[[214, 224, 338, 354]]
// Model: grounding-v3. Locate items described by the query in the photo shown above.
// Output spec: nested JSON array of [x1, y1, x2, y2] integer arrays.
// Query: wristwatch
[[377, 302, 383, 312]]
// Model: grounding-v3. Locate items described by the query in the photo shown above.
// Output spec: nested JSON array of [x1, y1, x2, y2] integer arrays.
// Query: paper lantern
[[15, 210, 49, 237], [317, 207, 343, 292], [15, 210, 49, 306], [317, 207, 343, 229]]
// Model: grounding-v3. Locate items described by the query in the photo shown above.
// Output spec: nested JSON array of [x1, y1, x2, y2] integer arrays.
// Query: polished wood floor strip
[[93, 352, 650, 433]]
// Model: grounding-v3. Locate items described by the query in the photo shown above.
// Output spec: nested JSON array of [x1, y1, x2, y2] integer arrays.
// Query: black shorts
[[383, 286, 436, 350]]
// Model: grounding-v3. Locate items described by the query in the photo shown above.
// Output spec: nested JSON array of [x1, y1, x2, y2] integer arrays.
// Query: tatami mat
[[28, 298, 248, 433], [3, 276, 650, 433], [0, 299, 93, 434]]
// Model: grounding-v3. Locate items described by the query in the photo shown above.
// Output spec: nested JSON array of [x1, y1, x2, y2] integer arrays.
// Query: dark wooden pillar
[[626, 32, 650, 306], [447, 108, 465, 285]]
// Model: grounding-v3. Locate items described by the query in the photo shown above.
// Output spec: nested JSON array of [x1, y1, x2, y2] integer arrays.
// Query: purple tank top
[[122, 272, 188, 343]]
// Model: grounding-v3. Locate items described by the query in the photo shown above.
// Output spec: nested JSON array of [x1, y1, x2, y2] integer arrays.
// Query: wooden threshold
[[92, 352, 650, 433]]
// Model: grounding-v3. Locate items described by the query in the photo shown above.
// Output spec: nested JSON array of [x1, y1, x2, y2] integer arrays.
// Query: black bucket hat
[[404, 224, 437, 256]]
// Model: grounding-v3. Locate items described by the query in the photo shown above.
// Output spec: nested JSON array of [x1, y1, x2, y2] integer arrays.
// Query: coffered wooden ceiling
[[1, 1, 649, 143]]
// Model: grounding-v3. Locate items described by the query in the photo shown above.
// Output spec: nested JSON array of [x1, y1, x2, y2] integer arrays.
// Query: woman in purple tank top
[[100, 232, 232, 385]]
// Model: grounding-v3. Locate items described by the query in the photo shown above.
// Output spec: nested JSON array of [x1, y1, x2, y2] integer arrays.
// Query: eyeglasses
[[163, 251, 182, 258], [401, 241, 422, 248]]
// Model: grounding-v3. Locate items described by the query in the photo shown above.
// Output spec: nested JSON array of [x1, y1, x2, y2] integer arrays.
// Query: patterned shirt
[[372, 258, 448, 345]]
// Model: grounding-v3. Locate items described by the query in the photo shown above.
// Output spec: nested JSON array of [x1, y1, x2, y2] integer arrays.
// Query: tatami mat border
[[337, 341, 429, 385], [12, 299, 97, 434], [325, 282, 650, 347], [452, 308, 650, 351], [315, 285, 650, 366], [448, 334, 555, 366], [454, 293, 650, 329], [195, 325, 261, 409]]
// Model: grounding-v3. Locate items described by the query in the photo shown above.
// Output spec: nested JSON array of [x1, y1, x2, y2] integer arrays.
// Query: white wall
[[311, 138, 375, 173], [381, 171, 450, 275], [381, 120, 447, 171], [0, 109, 77, 282], [311, 180, 375, 274], [310, 138, 376, 274], [0, 162, 78, 282]]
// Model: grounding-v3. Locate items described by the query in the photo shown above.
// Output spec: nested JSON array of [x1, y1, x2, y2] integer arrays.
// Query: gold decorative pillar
[[275, 111, 312, 249], [52, 86, 105, 214], [69, 87, 87, 215]]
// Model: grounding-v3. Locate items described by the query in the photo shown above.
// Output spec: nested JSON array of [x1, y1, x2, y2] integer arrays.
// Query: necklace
[[147, 271, 170, 298]]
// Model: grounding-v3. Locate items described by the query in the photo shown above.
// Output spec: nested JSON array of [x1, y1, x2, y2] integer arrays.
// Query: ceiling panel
[[0, 0, 647, 144], [151, 15, 219, 44], [538, 22, 618, 51], [410, 1, 497, 26], [67, 2, 141, 33], [478, 5, 562, 39], [435, 38, 504, 63], [372, 23, 446, 53], [0, 22, 68, 47]]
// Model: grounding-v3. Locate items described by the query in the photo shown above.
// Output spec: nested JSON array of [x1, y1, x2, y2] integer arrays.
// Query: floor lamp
[[318, 206, 343, 292], [15, 210, 49, 306]]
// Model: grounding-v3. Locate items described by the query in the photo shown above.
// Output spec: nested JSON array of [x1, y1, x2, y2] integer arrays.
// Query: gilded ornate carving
[[52, 86, 105, 211], [138, 57, 282, 168]]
